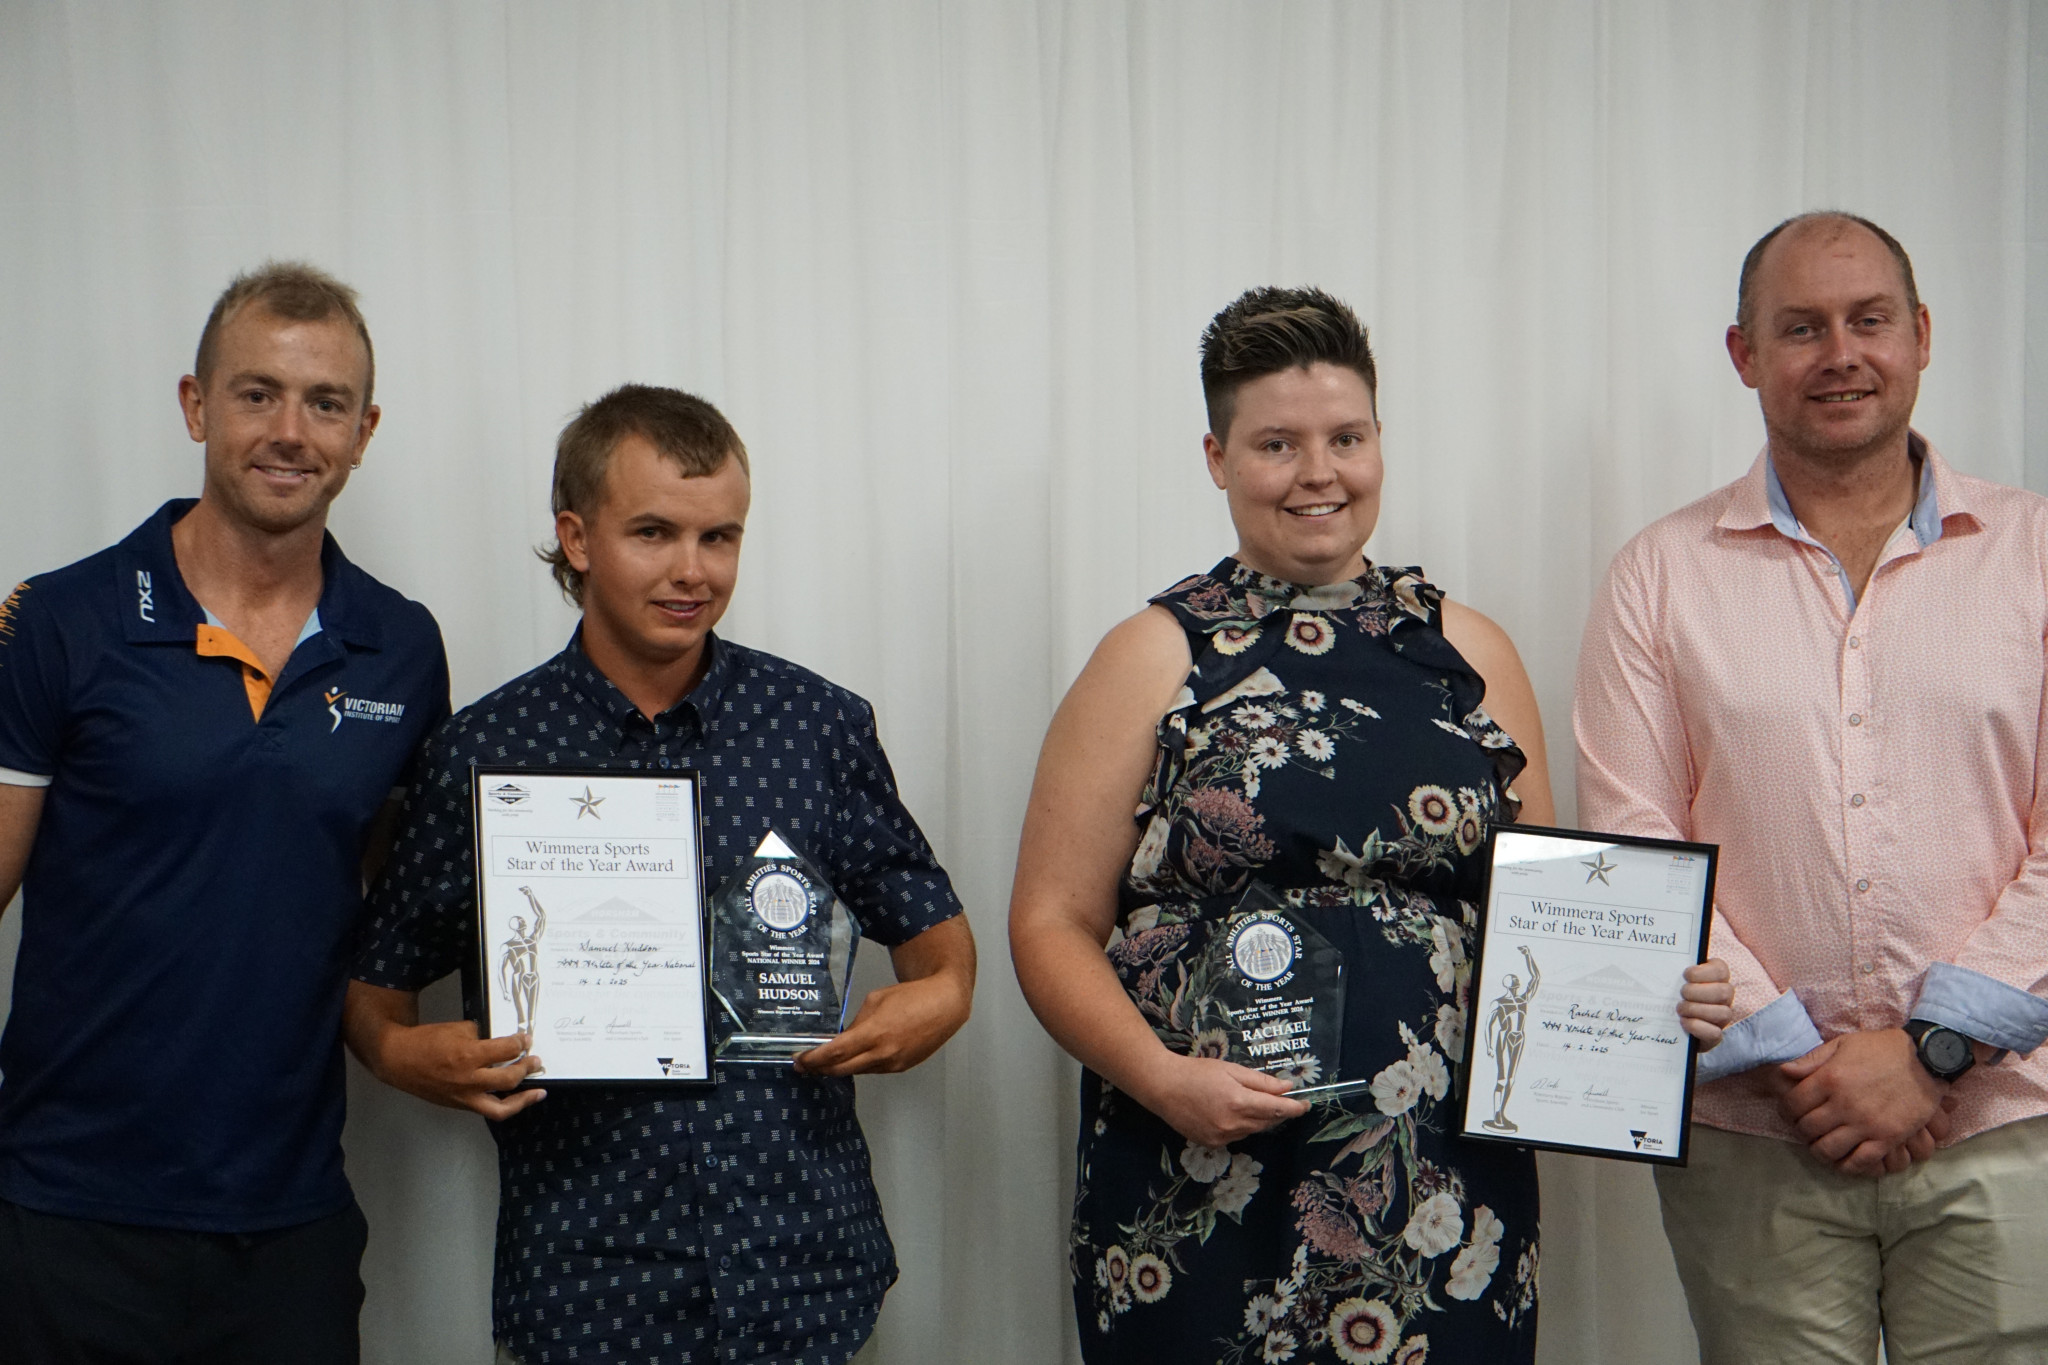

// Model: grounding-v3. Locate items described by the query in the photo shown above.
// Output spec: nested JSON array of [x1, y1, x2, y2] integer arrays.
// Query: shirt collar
[[116, 498, 384, 649], [1720, 431, 1968, 546], [553, 628, 733, 734], [201, 604, 323, 647]]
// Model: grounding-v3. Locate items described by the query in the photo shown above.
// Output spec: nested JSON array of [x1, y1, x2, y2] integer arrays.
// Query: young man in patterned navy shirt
[[346, 384, 976, 1365]]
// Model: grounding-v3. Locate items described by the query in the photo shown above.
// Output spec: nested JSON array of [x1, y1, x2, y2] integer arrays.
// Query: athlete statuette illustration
[[500, 886, 549, 1037], [1482, 944, 1542, 1133]]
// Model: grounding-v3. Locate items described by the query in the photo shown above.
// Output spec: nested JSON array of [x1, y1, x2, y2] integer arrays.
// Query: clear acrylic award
[[1188, 883, 1346, 1092], [709, 830, 861, 1064]]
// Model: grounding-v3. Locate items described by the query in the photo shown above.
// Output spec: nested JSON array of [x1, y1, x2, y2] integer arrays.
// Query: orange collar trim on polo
[[195, 624, 275, 721]]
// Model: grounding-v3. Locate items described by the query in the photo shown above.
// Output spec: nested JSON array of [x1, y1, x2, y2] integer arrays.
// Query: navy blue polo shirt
[[355, 634, 961, 1365], [0, 499, 449, 1231]]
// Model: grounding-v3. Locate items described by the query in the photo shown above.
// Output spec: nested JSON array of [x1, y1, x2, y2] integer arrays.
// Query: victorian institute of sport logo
[[323, 687, 408, 733]]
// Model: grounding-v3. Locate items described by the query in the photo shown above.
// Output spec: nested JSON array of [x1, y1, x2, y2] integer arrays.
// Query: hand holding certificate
[[472, 765, 714, 1084], [1457, 825, 1718, 1163]]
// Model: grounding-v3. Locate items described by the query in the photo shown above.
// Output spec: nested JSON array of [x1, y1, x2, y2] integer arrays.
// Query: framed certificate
[[1456, 824, 1717, 1164], [471, 764, 714, 1085]]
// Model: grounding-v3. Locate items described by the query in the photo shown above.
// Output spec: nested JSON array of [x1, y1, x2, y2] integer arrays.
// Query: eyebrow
[[222, 370, 360, 403], [621, 514, 747, 536], [1246, 418, 1372, 439], [1776, 293, 1899, 319]]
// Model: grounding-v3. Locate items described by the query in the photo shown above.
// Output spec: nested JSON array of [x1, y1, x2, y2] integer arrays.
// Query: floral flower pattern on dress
[[1074, 559, 1538, 1363]]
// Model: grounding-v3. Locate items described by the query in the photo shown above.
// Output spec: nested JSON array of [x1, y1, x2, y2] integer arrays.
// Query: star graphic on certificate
[[572, 786, 605, 820], [1582, 851, 1616, 885]]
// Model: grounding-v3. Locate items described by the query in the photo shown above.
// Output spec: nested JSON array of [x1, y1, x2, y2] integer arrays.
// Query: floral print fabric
[[1073, 558, 1539, 1365]]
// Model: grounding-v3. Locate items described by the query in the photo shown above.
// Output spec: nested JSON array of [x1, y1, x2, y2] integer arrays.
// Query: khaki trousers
[[1655, 1118, 2048, 1365]]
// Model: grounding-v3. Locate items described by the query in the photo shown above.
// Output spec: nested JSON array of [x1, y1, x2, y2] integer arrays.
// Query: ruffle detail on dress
[[1149, 557, 1527, 820]]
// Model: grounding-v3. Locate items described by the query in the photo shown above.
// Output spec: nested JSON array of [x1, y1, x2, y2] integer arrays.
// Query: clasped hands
[[1750, 1028, 1957, 1177], [1674, 965, 1954, 1177]]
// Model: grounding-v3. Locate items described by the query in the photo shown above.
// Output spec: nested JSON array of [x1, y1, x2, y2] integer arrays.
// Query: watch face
[[1924, 1028, 1972, 1074]]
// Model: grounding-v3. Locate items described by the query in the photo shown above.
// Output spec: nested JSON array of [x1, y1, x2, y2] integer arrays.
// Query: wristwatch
[[1903, 1019, 1976, 1082]]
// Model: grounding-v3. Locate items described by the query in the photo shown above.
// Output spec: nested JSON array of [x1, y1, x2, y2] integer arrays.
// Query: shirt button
[[1856, 878, 1870, 892], [1849, 793, 1866, 808], [720, 1255, 733, 1269], [659, 757, 672, 769], [1849, 636, 1861, 649], [1861, 962, 1877, 975], [1847, 714, 1863, 727]]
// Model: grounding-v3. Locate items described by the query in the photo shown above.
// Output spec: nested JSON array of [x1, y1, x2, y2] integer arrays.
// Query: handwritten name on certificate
[[1459, 827, 1715, 1163], [472, 767, 713, 1084]]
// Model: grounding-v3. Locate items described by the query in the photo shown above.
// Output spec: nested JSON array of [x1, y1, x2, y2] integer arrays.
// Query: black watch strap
[[1904, 1019, 1976, 1081]]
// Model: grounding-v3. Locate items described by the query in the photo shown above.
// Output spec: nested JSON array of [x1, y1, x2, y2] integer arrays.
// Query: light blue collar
[[1762, 442, 1940, 611], [200, 606, 324, 648]]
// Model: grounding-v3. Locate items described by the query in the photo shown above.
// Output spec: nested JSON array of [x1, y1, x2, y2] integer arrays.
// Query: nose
[[270, 399, 307, 447], [1822, 322, 1861, 372], [1297, 441, 1338, 485], [668, 541, 709, 586]]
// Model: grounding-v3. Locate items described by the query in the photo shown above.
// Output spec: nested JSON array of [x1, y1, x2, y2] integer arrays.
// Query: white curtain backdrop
[[4, 3, 2046, 1362]]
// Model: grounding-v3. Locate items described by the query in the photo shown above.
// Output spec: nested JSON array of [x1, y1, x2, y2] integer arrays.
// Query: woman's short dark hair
[[1199, 287, 1377, 441], [539, 384, 750, 606]]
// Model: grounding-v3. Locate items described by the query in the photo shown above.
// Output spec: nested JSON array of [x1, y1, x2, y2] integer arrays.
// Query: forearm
[[889, 914, 976, 997], [1011, 912, 1178, 1100], [794, 915, 976, 1075], [343, 977, 544, 1115], [0, 783, 46, 911], [342, 979, 422, 1081]]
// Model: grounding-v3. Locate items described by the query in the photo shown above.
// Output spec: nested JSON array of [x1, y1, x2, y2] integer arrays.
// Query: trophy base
[[716, 1033, 835, 1065], [1482, 1117, 1519, 1133]]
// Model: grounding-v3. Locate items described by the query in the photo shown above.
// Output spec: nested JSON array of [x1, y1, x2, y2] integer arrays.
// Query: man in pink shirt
[[1577, 213, 2048, 1364]]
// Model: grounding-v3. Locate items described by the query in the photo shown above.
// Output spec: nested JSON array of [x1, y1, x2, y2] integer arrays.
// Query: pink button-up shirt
[[1575, 441, 2048, 1143]]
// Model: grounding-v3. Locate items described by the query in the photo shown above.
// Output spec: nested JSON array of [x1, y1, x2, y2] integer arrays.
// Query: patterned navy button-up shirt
[[354, 634, 962, 1364]]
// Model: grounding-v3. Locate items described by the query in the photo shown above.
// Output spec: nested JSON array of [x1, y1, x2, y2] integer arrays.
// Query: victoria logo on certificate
[[470, 764, 714, 1085], [1457, 825, 1717, 1164]]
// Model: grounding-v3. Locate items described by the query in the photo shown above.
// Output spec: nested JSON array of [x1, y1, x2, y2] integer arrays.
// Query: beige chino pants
[[1655, 1118, 2048, 1365]]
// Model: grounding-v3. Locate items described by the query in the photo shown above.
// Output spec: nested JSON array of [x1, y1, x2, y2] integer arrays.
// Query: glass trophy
[[1188, 883, 1346, 1090], [710, 830, 861, 1064]]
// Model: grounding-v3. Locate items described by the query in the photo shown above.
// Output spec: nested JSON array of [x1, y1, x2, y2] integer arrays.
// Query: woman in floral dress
[[1010, 287, 1730, 1364]]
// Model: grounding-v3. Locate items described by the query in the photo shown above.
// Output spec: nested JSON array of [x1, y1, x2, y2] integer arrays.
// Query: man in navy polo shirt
[[0, 262, 449, 1363], [345, 384, 976, 1364]]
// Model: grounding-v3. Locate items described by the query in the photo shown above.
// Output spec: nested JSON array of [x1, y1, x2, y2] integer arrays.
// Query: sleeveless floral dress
[[1072, 558, 1540, 1365]]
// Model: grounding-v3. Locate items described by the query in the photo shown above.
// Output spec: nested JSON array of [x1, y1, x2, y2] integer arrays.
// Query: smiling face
[[1204, 362, 1383, 585], [559, 434, 750, 688], [178, 306, 379, 536], [1727, 219, 1930, 468]]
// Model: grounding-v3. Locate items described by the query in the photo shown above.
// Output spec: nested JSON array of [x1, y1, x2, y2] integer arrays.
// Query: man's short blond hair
[[194, 261, 376, 409]]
